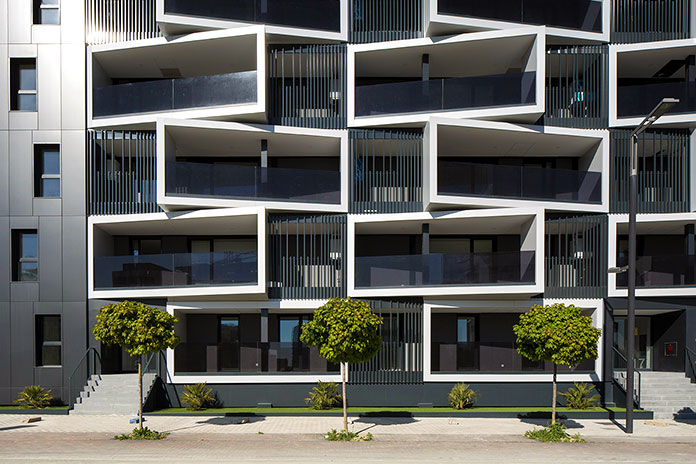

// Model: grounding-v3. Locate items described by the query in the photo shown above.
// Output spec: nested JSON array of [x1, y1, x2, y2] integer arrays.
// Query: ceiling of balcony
[[355, 214, 533, 235], [618, 46, 694, 78], [95, 212, 258, 236]]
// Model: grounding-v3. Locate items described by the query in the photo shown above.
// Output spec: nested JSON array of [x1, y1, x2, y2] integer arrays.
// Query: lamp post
[[611, 98, 679, 434]]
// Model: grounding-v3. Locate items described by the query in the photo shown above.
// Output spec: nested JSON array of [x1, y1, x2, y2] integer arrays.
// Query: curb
[[0, 409, 70, 415]]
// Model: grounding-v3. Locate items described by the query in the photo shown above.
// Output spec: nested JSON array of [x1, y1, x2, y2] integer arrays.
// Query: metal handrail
[[612, 346, 641, 407], [67, 347, 102, 410], [685, 347, 696, 383]]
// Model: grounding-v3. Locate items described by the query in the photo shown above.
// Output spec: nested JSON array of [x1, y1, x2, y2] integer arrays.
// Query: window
[[34, 145, 60, 197], [219, 316, 240, 371], [36, 315, 61, 366], [34, 0, 60, 25], [12, 230, 38, 282], [10, 58, 37, 111]]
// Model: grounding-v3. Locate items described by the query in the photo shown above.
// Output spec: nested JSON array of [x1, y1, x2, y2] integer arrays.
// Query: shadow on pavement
[[0, 424, 38, 432], [517, 416, 584, 429], [196, 416, 265, 426]]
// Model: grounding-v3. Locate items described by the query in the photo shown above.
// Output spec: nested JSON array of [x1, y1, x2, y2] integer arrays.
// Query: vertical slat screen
[[350, 129, 423, 214], [268, 214, 347, 300], [612, 0, 690, 43], [350, 0, 423, 43], [545, 215, 608, 299], [350, 299, 423, 385], [268, 44, 347, 130], [610, 129, 690, 214], [87, 130, 159, 215], [86, 0, 161, 45], [545, 45, 608, 129]]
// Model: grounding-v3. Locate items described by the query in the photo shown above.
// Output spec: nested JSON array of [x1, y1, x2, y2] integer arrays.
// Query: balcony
[[437, 160, 601, 204], [163, 0, 341, 33], [616, 255, 696, 288], [94, 251, 257, 290], [174, 342, 338, 373], [617, 81, 696, 119], [166, 161, 340, 204], [355, 72, 535, 117], [436, 0, 603, 33], [355, 251, 535, 288]]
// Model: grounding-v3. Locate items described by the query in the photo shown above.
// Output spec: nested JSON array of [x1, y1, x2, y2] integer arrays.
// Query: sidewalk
[[0, 413, 694, 443]]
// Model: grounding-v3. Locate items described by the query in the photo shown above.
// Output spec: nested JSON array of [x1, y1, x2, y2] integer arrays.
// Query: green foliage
[[92, 300, 180, 357], [560, 382, 600, 410], [305, 381, 342, 410], [524, 423, 585, 443], [300, 298, 383, 365], [114, 427, 169, 440], [513, 304, 601, 368], [181, 383, 216, 411], [14, 385, 53, 409], [325, 429, 373, 441], [448, 383, 478, 410]]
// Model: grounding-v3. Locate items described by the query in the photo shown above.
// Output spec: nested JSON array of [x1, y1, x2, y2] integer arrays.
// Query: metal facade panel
[[612, 0, 690, 43], [350, 0, 423, 43], [38, 216, 63, 302], [62, 216, 87, 302]]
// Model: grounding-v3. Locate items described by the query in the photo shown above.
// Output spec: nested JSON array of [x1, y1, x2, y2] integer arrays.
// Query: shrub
[[560, 382, 600, 410], [525, 423, 585, 443], [181, 383, 215, 411], [305, 381, 342, 410], [448, 383, 478, 409], [14, 385, 53, 409], [114, 427, 169, 440], [325, 429, 373, 442]]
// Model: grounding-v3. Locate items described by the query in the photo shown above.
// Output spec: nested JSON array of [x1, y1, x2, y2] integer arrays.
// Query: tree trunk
[[341, 362, 348, 434], [138, 359, 143, 430], [551, 363, 557, 425]]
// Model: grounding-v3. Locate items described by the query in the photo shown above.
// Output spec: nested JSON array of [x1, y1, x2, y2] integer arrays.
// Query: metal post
[[626, 133, 638, 434]]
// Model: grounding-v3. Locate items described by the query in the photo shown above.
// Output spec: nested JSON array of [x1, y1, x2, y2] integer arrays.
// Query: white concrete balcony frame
[[424, 117, 609, 213], [166, 300, 342, 384], [88, 207, 267, 299], [155, 0, 348, 42], [88, 27, 266, 129], [347, 207, 544, 298], [610, 39, 696, 129], [424, 0, 610, 43], [347, 27, 546, 128], [156, 118, 349, 213], [423, 298, 604, 383], [608, 213, 696, 297]]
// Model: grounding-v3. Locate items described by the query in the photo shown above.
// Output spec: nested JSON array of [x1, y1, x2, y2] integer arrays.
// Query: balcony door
[[219, 316, 240, 372], [457, 316, 478, 370]]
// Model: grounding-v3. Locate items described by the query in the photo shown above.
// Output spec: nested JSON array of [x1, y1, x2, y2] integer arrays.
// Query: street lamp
[[619, 97, 679, 434]]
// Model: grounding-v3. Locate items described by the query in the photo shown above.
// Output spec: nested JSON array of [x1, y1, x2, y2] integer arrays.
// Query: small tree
[[513, 303, 601, 425], [93, 301, 180, 429], [300, 298, 383, 433]]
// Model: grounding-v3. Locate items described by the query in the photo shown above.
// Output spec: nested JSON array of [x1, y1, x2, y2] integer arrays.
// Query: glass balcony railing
[[93, 71, 258, 117], [617, 81, 696, 118], [173, 342, 339, 373], [431, 341, 595, 372], [166, 161, 341, 204], [354, 251, 535, 288], [438, 160, 602, 203], [616, 254, 696, 288], [355, 72, 536, 117], [164, 0, 341, 32], [437, 0, 603, 32], [94, 251, 258, 289]]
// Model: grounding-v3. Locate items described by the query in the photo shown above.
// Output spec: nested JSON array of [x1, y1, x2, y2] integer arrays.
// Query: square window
[[12, 230, 38, 282], [10, 59, 37, 111], [36, 315, 61, 367], [34, 145, 60, 198], [34, 0, 60, 25]]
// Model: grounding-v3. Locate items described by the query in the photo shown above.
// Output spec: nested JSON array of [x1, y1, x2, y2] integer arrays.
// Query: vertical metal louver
[[86, 0, 161, 45], [350, 0, 423, 43], [87, 130, 159, 215], [350, 129, 423, 214], [268, 44, 347, 130], [610, 129, 690, 214], [612, 0, 691, 43]]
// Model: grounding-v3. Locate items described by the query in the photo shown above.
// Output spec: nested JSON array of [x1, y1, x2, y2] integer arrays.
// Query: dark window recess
[[36, 315, 61, 366], [10, 58, 37, 111], [219, 316, 240, 371], [34, 145, 60, 198], [34, 0, 60, 25], [12, 230, 38, 282]]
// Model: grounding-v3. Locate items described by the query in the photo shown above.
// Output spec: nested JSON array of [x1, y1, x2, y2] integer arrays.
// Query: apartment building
[[2, 0, 696, 418]]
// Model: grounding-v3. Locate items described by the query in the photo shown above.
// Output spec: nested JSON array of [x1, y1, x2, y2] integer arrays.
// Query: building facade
[[3, 0, 696, 414]]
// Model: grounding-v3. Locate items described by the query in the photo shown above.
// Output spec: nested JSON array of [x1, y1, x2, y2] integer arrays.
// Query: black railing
[[612, 346, 641, 407], [174, 342, 339, 373], [164, 0, 341, 32], [355, 72, 536, 117], [94, 251, 258, 289], [68, 347, 102, 409], [616, 254, 696, 288], [438, 160, 602, 203], [355, 251, 535, 288], [166, 161, 341, 204], [617, 81, 696, 118], [437, 0, 602, 32], [431, 342, 595, 373], [93, 71, 257, 117]]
